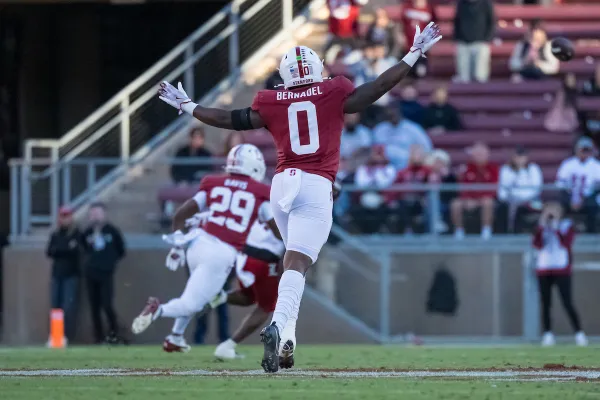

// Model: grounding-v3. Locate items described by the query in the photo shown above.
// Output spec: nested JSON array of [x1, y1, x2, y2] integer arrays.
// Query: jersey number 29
[[209, 187, 255, 233], [288, 101, 319, 155]]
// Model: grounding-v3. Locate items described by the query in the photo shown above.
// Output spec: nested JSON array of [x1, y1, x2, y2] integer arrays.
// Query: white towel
[[277, 168, 302, 213], [235, 253, 255, 288]]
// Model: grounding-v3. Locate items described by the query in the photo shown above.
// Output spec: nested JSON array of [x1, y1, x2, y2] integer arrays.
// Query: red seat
[[416, 95, 600, 112], [462, 115, 546, 131], [410, 80, 562, 96], [431, 132, 575, 148], [428, 58, 595, 78], [428, 42, 600, 58], [436, 21, 600, 41], [432, 4, 600, 22]]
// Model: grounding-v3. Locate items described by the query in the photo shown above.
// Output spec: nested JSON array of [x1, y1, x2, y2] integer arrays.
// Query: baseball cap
[[58, 206, 73, 216], [575, 136, 594, 150]]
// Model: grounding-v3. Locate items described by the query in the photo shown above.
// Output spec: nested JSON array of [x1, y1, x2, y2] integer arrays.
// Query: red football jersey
[[252, 76, 355, 182], [196, 173, 271, 250]]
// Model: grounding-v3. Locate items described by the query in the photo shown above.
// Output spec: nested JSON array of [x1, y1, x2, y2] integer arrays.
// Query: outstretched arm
[[158, 81, 265, 130], [344, 22, 442, 114]]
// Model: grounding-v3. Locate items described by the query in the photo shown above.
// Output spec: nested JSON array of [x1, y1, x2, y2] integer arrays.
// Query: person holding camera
[[532, 202, 587, 347]]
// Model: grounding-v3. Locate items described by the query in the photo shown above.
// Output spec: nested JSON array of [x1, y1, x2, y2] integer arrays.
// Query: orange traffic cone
[[47, 308, 67, 348]]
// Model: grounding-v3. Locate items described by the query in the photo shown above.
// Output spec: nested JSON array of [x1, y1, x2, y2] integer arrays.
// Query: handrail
[[24, 5, 231, 154], [12, 0, 322, 237]]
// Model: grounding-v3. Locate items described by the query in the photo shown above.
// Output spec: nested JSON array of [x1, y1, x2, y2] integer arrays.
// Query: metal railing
[[15, 0, 320, 234], [9, 154, 579, 237]]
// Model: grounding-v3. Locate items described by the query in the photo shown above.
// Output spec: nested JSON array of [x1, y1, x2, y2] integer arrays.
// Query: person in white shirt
[[497, 145, 543, 232], [373, 105, 432, 169], [351, 145, 396, 233], [340, 113, 372, 159], [556, 136, 600, 233]]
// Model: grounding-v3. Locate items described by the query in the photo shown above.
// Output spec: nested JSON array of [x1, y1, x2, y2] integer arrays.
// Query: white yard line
[[0, 368, 598, 381]]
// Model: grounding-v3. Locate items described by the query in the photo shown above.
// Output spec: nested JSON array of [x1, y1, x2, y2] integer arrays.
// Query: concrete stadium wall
[[3, 245, 600, 345], [1, 245, 372, 346]]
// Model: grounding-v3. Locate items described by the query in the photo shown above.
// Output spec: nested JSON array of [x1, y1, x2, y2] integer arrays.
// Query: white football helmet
[[225, 144, 266, 182], [279, 46, 324, 89]]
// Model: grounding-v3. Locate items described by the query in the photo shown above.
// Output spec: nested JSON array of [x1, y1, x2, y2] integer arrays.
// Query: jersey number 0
[[288, 101, 319, 155]]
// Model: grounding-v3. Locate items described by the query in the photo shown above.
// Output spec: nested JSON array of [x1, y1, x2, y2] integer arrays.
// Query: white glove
[[158, 81, 196, 115], [165, 246, 186, 271], [411, 21, 442, 57], [185, 211, 211, 229], [403, 21, 442, 67]]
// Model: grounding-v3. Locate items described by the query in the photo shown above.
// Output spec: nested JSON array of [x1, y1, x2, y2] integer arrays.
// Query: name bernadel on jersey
[[276, 86, 323, 101]]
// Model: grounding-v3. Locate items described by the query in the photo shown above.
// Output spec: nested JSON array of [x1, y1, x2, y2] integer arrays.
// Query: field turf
[[0, 345, 599, 399]]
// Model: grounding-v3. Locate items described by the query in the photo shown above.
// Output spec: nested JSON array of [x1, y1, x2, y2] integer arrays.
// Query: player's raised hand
[[158, 81, 192, 115], [410, 21, 442, 57], [165, 246, 186, 271]]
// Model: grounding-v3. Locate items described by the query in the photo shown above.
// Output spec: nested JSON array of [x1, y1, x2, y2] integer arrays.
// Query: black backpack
[[426, 266, 459, 315]]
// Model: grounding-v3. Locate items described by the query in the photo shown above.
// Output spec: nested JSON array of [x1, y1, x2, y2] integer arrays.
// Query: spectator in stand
[[582, 63, 600, 96], [171, 127, 213, 184], [533, 202, 587, 347], [427, 149, 457, 233], [454, 0, 495, 83], [265, 69, 284, 89], [398, 0, 436, 77], [81, 203, 126, 344], [509, 20, 559, 81], [163, 127, 213, 223], [340, 113, 372, 159], [353, 39, 399, 125], [46, 206, 82, 342], [451, 142, 499, 239], [398, 85, 425, 126], [325, 0, 368, 55], [422, 86, 463, 134], [391, 144, 431, 234], [365, 9, 402, 58], [556, 136, 600, 233], [497, 146, 543, 233], [545, 73, 579, 133], [373, 105, 432, 169], [352, 145, 396, 233]]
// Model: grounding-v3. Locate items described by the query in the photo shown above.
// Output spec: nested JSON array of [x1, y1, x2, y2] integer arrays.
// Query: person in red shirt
[[158, 26, 442, 373], [390, 144, 431, 233], [399, 0, 436, 77], [451, 142, 498, 239], [532, 202, 587, 347]]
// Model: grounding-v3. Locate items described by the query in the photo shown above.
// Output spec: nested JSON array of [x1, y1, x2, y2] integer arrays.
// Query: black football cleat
[[279, 339, 295, 369], [260, 322, 280, 373]]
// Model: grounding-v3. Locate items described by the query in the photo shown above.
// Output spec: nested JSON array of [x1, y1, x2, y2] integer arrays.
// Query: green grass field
[[0, 345, 599, 399]]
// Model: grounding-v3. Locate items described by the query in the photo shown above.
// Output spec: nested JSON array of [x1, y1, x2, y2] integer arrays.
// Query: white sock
[[221, 338, 237, 348], [454, 227, 465, 239], [271, 270, 305, 331], [172, 316, 192, 335], [282, 301, 298, 340]]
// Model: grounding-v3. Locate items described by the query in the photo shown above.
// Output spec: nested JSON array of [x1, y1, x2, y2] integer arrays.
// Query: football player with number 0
[[158, 21, 441, 373], [131, 144, 281, 338]]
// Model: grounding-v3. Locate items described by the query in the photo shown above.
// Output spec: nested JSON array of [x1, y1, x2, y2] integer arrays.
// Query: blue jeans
[[194, 303, 229, 344], [51, 276, 79, 340]]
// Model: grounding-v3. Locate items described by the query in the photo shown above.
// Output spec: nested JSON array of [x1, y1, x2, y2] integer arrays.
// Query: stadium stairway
[[97, 11, 331, 233]]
